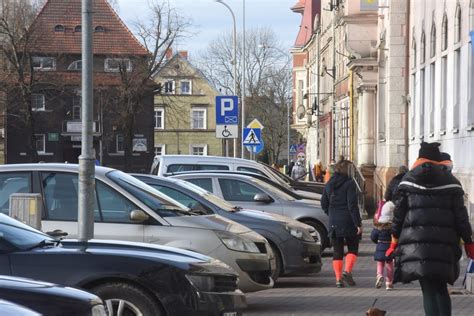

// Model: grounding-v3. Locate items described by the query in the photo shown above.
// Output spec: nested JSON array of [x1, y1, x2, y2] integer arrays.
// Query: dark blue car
[[133, 174, 322, 280], [0, 214, 246, 316]]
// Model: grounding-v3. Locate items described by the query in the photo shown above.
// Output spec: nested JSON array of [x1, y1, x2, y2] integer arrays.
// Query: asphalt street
[[244, 220, 474, 316]]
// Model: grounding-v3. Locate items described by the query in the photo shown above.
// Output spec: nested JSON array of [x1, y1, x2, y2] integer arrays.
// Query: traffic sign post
[[216, 96, 239, 157]]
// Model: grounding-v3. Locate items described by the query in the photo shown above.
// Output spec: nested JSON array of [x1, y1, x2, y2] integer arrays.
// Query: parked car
[[151, 155, 321, 199], [0, 213, 246, 315], [0, 275, 105, 316], [171, 172, 331, 249], [0, 300, 39, 316], [133, 174, 323, 280], [0, 163, 274, 293]]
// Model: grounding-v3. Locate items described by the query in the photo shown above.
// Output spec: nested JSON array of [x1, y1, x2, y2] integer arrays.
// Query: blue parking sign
[[216, 96, 239, 125]]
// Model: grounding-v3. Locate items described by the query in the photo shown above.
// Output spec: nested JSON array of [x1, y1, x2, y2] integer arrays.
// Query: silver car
[[0, 164, 274, 293], [171, 173, 331, 249]]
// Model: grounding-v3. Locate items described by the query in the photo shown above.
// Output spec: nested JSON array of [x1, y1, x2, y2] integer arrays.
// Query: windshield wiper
[[26, 239, 60, 251]]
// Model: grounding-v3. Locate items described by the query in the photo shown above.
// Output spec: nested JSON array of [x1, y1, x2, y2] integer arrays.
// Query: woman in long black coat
[[321, 160, 362, 288], [386, 142, 474, 316]]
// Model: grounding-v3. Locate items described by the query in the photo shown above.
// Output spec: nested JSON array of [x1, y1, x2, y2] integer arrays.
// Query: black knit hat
[[418, 142, 441, 161], [440, 152, 451, 161]]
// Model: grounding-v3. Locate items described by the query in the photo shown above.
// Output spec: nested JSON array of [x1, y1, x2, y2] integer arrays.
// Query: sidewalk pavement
[[244, 220, 474, 316]]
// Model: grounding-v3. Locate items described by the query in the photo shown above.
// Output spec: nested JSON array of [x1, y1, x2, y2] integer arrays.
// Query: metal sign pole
[[78, 0, 95, 242]]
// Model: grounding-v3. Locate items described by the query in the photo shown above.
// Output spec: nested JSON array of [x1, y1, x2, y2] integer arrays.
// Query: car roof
[[0, 163, 116, 176], [154, 154, 261, 165], [171, 172, 256, 180]]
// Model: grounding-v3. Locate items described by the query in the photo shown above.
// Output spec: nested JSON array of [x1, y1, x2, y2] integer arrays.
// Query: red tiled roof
[[293, 0, 320, 47], [291, 0, 305, 12], [29, 0, 149, 56]]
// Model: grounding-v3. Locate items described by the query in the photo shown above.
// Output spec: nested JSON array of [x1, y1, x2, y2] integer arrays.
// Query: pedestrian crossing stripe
[[243, 128, 261, 145]]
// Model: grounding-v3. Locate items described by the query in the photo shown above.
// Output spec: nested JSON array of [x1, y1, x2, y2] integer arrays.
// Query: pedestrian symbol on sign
[[243, 128, 261, 145]]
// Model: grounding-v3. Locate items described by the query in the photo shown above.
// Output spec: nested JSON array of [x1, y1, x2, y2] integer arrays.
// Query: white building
[[409, 0, 474, 216]]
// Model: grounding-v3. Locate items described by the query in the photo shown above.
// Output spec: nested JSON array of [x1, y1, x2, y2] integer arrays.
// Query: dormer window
[[104, 58, 132, 72], [67, 60, 82, 71], [74, 25, 82, 32], [32, 57, 56, 71], [94, 26, 105, 32], [54, 25, 65, 32]]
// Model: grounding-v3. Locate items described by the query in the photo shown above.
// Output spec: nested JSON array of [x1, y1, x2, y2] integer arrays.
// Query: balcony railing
[[62, 120, 100, 135]]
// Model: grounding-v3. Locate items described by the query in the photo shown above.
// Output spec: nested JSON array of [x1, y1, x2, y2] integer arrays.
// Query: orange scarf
[[411, 158, 452, 170]]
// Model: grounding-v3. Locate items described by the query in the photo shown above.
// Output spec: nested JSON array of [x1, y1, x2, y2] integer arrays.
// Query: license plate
[[222, 312, 238, 316]]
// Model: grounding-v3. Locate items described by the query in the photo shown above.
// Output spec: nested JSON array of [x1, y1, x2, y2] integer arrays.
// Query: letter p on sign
[[221, 98, 234, 116]]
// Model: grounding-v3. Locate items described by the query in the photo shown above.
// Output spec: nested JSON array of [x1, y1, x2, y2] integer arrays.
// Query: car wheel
[[269, 243, 282, 282], [92, 282, 163, 316], [301, 220, 328, 250]]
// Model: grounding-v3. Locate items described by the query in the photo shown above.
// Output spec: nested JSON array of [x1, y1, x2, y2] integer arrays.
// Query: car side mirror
[[254, 193, 273, 204], [130, 210, 150, 222], [46, 229, 68, 238]]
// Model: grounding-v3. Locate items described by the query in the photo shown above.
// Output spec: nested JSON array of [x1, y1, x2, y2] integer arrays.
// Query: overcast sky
[[114, 0, 301, 59]]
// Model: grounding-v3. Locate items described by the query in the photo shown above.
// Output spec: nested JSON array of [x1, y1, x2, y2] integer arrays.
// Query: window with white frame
[[116, 134, 124, 153], [164, 80, 174, 94], [420, 31, 426, 64], [441, 14, 448, 51], [420, 68, 426, 137], [154, 107, 164, 129], [455, 6, 461, 44], [191, 108, 206, 129], [180, 80, 192, 94], [454, 48, 461, 130], [430, 23, 436, 58], [190, 144, 207, 156], [32, 57, 56, 71], [154, 144, 165, 156], [31, 94, 45, 111], [35, 134, 45, 153], [410, 74, 416, 139], [105, 58, 132, 72], [440, 56, 447, 132], [429, 62, 435, 135], [412, 32, 416, 68]]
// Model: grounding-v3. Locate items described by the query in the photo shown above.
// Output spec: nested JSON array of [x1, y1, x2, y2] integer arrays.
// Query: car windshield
[[173, 179, 237, 212], [0, 214, 53, 251], [259, 163, 294, 187], [107, 171, 191, 216], [248, 177, 296, 201]]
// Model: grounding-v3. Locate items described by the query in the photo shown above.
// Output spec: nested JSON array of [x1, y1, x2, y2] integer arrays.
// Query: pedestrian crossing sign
[[243, 128, 261, 146]]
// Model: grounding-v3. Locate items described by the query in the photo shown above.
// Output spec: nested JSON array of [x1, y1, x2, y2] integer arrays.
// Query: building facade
[[153, 51, 223, 156], [3, 0, 155, 172]]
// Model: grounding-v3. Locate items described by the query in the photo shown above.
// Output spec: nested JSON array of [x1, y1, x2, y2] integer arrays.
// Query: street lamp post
[[241, 0, 246, 159], [215, 0, 237, 158]]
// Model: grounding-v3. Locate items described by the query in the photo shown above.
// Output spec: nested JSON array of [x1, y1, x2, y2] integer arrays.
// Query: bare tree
[[103, 0, 191, 171], [198, 27, 292, 161]]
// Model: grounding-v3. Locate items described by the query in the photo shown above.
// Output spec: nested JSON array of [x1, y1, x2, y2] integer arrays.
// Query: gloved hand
[[385, 242, 398, 257], [465, 243, 474, 259]]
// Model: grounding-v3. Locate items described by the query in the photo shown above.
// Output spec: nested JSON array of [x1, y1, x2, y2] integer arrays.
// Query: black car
[[0, 299, 39, 316], [0, 276, 105, 316], [0, 214, 246, 316]]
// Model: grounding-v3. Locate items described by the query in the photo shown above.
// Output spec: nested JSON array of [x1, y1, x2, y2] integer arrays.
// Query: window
[[0, 173, 31, 215], [412, 35, 417, 68], [31, 94, 45, 111], [218, 178, 264, 202], [190, 144, 207, 156], [454, 48, 461, 130], [96, 181, 137, 223], [35, 134, 45, 154], [430, 22, 436, 58], [167, 164, 228, 173], [298, 80, 304, 106], [153, 185, 208, 212], [429, 63, 435, 135], [441, 14, 448, 51], [164, 80, 174, 94], [455, 6, 461, 44], [186, 178, 214, 193], [420, 68, 426, 137], [116, 134, 124, 153], [410, 74, 416, 138], [41, 172, 99, 221], [32, 57, 56, 71], [73, 95, 81, 120], [440, 56, 447, 132], [420, 31, 426, 64], [94, 25, 105, 32], [54, 25, 65, 32], [237, 166, 266, 176], [154, 144, 165, 156], [154, 108, 164, 129], [104, 58, 132, 72], [191, 108, 206, 129], [180, 80, 192, 94], [67, 60, 82, 71], [74, 25, 81, 32]]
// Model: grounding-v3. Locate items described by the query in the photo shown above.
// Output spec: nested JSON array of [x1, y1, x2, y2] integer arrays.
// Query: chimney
[[165, 48, 173, 60], [178, 50, 188, 60]]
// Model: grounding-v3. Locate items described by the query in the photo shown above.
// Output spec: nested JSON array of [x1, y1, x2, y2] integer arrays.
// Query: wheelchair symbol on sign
[[222, 126, 232, 138]]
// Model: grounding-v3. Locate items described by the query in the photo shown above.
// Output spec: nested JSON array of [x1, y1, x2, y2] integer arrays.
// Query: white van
[[150, 155, 321, 200]]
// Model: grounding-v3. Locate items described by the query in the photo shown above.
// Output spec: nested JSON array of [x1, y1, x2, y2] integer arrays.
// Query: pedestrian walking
[[321, 160, 362, 288], [291, 160, 307, 181], [384, 165, 408, 202], [386, 142, 474, 316], [287, 160, 295, 176], [371, 200, 395, 290]]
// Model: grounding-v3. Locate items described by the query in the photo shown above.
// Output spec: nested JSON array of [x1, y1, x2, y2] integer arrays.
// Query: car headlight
[[285, 225, 314, 242], [215, 231, 260, 253], [91, 304, 107, 316], [186, 274, 215, 292]]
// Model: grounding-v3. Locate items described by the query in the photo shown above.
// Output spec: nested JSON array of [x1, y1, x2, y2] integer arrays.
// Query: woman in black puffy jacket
[[321, 160, 362, 288], [386, 142, 474, 316]]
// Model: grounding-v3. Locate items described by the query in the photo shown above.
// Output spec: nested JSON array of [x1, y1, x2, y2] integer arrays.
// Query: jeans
[[419, 278, 451, 316]]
